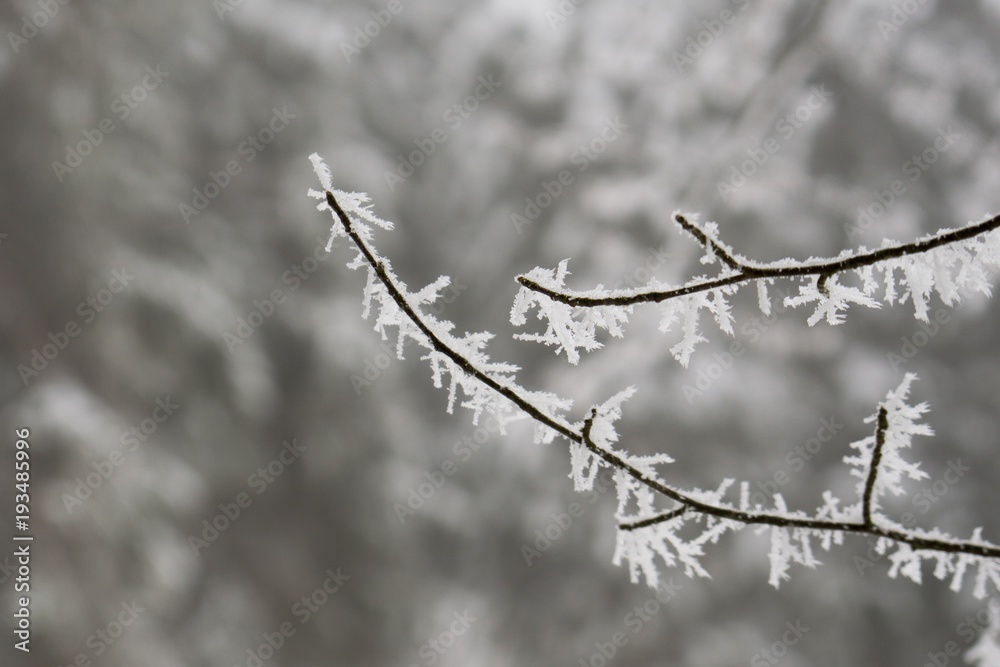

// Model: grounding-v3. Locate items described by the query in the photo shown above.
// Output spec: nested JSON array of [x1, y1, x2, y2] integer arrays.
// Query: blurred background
[[2, 0, 1000, 665]]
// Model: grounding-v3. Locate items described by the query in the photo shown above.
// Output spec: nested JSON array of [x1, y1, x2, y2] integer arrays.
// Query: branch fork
[[312, 149, 1000, 594]]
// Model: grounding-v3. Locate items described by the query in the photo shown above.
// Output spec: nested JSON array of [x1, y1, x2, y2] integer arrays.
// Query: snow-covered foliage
[[313, 153, 1000, 633]]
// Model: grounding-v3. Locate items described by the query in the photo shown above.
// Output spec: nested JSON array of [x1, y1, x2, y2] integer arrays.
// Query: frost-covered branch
[[319, 188, 577, 443], [513, 211, 1000, 365], [861, 406, 889, 527], [519, 211, 1000, 306], [611, 396, 999, 557], [673, 213, 747, 272], [311, 154, 1000, 597]]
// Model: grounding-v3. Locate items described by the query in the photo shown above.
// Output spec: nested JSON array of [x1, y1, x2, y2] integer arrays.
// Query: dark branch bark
[[517, 213, 1000, 307], [326, 190, 1000, 563], [862, 406, 889, 527], [325, 190, 578, 443], [673, 213, 745, 271]]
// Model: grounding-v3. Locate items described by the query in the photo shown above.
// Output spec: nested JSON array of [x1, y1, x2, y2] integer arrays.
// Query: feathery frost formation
[[512, 210, 1000, 366], [311, 154, 1000, 604]]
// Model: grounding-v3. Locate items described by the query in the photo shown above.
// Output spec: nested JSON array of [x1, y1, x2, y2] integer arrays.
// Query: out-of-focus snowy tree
[[1, 1, 1000, 666]]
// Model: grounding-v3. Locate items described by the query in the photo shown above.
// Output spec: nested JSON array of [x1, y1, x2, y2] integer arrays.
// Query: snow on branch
[[510, 260, 632, 364], [609, 376, 1000, 591], [310, 154, 1000, 600], [513, 210, 1000, 365]]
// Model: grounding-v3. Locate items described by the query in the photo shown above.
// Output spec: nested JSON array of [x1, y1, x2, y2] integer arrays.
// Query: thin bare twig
[[673, 213, 746, 272], [862, 406, 889, 527]]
